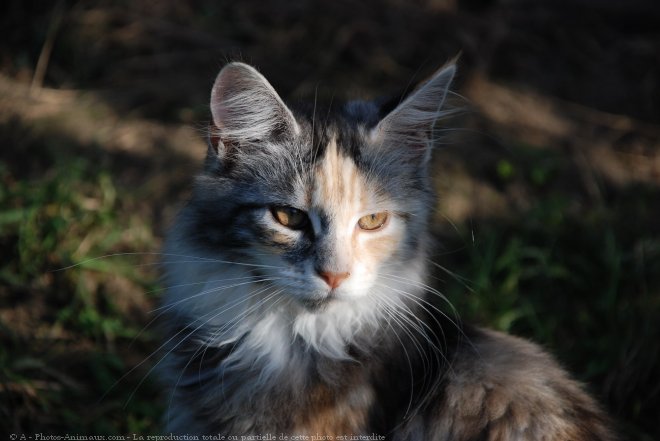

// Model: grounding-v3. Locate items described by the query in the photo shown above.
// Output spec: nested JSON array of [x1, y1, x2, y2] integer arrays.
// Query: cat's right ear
[[208, 62, 300, 160]]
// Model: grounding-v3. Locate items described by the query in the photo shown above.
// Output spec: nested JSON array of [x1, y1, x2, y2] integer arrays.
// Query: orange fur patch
[[292, 381, 373, 437], [311, 137, 403, 277]]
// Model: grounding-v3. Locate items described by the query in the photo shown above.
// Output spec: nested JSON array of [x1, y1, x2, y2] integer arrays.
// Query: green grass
[[438, 191, 660, 440], [0, 153, 162, 433]]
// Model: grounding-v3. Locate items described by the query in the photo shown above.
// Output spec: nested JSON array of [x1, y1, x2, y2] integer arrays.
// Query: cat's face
[[181, 62, 454, 315], [248, 134, 410, 309]]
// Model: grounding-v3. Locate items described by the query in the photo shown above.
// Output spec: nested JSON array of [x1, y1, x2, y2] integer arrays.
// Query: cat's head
[[175, 61, 454, 326]]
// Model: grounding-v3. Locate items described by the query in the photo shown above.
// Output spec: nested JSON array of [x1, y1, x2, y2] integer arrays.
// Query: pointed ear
[[371, 64, 456, 163], [209, 62, 299, 153]]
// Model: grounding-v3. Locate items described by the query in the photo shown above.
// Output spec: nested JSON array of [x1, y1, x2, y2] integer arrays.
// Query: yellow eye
[[357, 212, 389, 231], [271, 206, 309, 230]]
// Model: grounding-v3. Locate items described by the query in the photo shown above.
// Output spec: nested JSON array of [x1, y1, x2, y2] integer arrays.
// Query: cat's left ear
[[371, 63, 456, 163]]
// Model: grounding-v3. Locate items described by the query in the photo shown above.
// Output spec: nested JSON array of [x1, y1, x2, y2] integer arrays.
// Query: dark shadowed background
[[1, 0, 659, 438]]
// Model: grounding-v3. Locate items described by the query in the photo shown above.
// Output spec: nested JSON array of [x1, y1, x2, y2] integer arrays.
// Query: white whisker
[[126, 281, 282, 409], [53, 252, 287, 272], [166, 286, 284, 424]]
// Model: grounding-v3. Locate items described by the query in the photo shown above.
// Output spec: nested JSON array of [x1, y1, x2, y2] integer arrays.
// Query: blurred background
[[1, 0, 659, 438]]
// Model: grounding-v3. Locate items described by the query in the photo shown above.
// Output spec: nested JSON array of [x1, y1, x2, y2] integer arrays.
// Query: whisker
[[374, 282, 446, 353], [125, 282, 281, 409], [143, 273, 267, 296], [377, 272, 478, 357], [128, 276, 282, 348], [425, 259, 476, 293], [102, 279, 276, 406], [166, 286, 284, 423], [53, 252, 286, 272], [371, 297, 417, 419], [99, 304, 220, 406], [378, 271, 462, 326], [149, 277, 282, 314], [373, 291, 449, 424]]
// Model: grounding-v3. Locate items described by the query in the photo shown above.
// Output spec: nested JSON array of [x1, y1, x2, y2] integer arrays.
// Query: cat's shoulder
[[429, 327, 617, 440]]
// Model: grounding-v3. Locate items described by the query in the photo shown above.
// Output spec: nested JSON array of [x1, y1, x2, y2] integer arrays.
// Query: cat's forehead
[[311, 135, 373, 220], [302, 108, 370, 164], [289, 118, 394, 213]]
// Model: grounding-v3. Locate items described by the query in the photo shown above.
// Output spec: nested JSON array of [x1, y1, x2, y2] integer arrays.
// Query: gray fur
[[160, 62, 616, 440]]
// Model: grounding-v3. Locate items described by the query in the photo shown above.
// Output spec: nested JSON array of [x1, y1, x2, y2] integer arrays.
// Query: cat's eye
[[357, 212, 389, 231], [271, 206, 309, 230]]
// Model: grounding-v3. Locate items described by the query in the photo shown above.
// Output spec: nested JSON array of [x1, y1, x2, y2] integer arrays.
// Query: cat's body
[[160, 62, 615, 440]]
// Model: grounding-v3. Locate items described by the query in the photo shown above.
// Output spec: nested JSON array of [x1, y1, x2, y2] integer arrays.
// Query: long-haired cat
[[160, 61, 616, 440]]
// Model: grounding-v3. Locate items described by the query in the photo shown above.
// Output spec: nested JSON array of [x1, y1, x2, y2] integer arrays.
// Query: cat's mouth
[[297, 290, 338, 312]]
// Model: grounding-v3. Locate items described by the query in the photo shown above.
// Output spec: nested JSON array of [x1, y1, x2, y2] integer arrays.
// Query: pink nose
[[317, 271, 350, 289]]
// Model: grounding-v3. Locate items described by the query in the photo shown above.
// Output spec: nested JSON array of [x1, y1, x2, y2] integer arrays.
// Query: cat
[[159, 61, 617, 440]]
